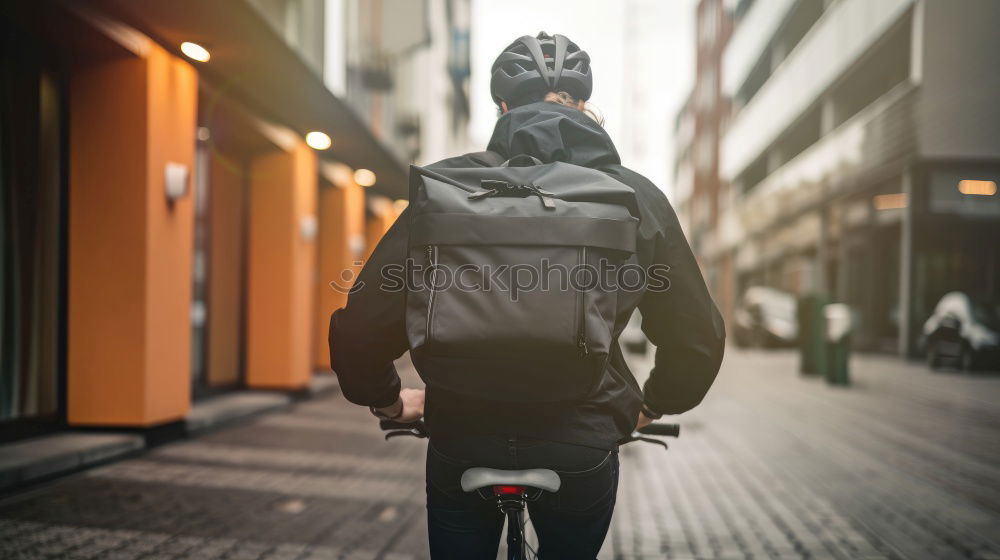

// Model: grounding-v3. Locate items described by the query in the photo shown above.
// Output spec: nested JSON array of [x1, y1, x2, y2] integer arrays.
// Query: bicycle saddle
[[460, 468, 561, 493]]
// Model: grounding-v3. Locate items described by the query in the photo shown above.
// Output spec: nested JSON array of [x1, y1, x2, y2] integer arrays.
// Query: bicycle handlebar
[[379, 418, 428, 440], [637, 423, 680, 437], [379, 419, 424, 431], [378, 419, 679, 445]]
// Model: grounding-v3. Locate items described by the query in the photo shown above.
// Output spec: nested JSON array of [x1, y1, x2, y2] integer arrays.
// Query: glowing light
[[180, 42, 210, 62], [958, 179, 997, 196], [323, 162, 354, 187], [305, 131, 332, 150], [354, 168, 376, 187], [873, 193, 907, 211]]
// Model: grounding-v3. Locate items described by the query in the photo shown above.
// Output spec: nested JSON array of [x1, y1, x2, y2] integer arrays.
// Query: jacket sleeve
[[327, 210, 410, 408], [637, 195, 726, 415]]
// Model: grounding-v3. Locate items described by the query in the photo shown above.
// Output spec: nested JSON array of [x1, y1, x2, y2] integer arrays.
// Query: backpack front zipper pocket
[[406, 242, 613, 402]]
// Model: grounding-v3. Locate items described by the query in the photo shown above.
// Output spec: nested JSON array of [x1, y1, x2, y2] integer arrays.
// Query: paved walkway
[[1, 349, 999, 559], [614, 350, 1000, 559]]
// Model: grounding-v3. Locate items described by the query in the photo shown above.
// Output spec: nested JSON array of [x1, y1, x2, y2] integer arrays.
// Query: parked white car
[[733, 287, 798, 348]]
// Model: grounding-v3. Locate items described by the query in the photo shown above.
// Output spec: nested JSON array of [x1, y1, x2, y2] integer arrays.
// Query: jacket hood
[[486, 102, 621, 169]]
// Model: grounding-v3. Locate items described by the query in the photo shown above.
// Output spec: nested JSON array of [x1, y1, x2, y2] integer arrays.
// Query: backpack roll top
[[405, 162, 639, 403]]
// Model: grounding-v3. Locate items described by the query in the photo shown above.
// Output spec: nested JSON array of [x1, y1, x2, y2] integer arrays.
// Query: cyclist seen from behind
[[329, 32, 725, 559]]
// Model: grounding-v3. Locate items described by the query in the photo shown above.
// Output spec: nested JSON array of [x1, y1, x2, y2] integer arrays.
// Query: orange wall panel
[[364, 199, 397, 260], [68, 55, 148, 425], [246, 142, 317, 389], [364, 218, 381, 260], [290, 143, 317, 385], [68, 45, 196, 426], [144, 46, 197, 422], [314, 183, 365, 368]]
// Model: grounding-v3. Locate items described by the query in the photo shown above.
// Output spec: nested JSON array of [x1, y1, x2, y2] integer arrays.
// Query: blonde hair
[[500, 91, 605, 126], [543, 91, 605, 126]]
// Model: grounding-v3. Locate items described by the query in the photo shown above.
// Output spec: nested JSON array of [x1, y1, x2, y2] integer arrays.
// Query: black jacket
[[329, 102, 725, 449]]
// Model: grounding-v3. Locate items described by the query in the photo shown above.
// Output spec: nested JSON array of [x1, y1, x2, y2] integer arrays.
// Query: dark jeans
[[425, 435, 619, 559]]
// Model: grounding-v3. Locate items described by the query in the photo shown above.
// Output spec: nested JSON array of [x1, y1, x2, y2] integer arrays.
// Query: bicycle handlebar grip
[[638, 423, 680, 437], [379, 419, 423, 431]]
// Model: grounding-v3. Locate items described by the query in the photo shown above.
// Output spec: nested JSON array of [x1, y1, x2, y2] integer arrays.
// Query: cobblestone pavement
[[1, 349, 999, 559]]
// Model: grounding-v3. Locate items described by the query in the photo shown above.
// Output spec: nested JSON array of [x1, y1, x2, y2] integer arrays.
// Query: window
[[829, 12, 911, 129]]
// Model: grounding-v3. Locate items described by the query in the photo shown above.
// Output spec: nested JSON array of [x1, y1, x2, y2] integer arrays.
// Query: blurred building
[[673, 95, 695, 234], [0, 0, 470, 441], [695, 0, 1000, 356], [673, 0, 734, 322], [337, 0, 472, 165]]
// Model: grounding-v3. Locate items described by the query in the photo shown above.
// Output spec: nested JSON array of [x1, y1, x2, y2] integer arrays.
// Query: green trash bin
[[797, 293, 829, 376], [824, 303, 852, 386]]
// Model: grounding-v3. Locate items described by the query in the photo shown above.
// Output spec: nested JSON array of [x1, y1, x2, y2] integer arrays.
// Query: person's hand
[[395, 388, 425, 423], [634, 410, 653, 432]]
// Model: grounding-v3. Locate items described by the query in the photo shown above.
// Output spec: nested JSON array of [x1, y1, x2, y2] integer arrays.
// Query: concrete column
[[898, 168, 915, 358], [246, 142, 318, 389], [836, 233, 850, 305], [314, 181, 365, 369], [816, 208, 830, 295], [68, 44, 197, 426]]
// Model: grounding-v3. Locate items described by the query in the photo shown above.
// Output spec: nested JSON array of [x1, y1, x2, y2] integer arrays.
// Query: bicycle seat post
[[494, 487, 527, 560]]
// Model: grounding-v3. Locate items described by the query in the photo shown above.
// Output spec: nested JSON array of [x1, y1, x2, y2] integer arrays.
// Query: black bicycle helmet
[[490, 32, 593, 109]]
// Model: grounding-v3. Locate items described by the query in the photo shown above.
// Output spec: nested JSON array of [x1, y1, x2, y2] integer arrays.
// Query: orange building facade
[[0, 2, 403, 440]]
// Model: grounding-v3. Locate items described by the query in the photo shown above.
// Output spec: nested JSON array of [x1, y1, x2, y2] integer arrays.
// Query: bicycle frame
[[494, 486, 529, 559]]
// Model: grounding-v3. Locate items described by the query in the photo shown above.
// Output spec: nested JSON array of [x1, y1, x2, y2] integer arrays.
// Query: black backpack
[[405, 155, 639, 402]]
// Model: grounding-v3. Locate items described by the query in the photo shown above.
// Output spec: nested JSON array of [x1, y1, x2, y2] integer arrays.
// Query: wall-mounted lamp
[[300, 215, 318, 241], [165, 162, 190, 202], [958, 180, 997, 196], [348, 233, 365, 259], [873, 193, 907, 211]]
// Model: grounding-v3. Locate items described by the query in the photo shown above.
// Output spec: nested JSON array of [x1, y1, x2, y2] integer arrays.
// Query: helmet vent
[[502, 62, 529, 77]]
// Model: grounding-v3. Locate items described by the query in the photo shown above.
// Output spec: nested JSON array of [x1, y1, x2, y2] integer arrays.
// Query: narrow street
[[2, 349, 999, 559]]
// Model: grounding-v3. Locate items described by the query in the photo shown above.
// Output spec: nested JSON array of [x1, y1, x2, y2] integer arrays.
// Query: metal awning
[[94, 0, 408, 199]]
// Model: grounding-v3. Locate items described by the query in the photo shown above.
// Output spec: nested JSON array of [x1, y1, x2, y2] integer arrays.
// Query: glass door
[[190, 134, 211, 395], [0, 21, 65, 437], [191, 89, 259, 398]]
